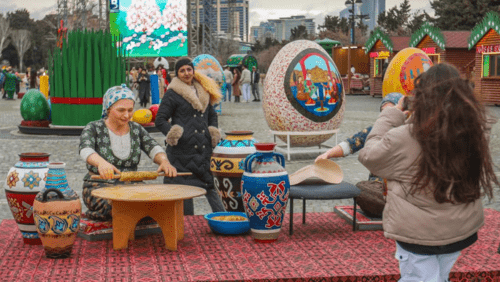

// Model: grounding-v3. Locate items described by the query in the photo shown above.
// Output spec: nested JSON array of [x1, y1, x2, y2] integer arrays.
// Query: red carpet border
[[1, 209, 500, 282]]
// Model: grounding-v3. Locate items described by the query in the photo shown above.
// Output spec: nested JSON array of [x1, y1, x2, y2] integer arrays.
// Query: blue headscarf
[[102, 84, 135, 118], [380, 92, 404, 112]]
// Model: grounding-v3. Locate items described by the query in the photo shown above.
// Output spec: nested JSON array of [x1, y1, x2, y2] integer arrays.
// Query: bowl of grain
[[204, 211, 250, 235]]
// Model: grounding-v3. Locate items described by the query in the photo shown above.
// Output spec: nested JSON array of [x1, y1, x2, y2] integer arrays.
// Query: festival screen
[[109, 0, 188, 57]]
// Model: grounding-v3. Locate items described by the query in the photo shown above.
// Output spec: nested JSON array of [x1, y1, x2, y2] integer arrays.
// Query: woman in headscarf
[[155, 57, 225, 215], [79, 84, 177, 221]]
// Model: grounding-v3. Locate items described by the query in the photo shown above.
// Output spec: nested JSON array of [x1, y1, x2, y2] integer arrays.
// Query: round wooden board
[[91, 184, 206, 202]]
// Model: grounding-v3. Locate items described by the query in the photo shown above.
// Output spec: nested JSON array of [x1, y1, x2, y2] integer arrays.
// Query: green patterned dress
[[79, 120, 161, 221]]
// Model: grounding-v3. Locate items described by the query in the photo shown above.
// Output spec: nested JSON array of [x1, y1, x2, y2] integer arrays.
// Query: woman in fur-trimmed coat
[[155, 57, 225, 215]]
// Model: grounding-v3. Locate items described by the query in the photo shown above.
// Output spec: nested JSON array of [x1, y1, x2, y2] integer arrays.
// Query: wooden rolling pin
[[90, 171, 192, 181]]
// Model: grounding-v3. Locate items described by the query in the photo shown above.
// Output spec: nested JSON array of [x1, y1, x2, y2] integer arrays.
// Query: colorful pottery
[[382, 47, 433, 97], [20, 89, 50, 121], [263, 40, 345, 147], [241, 143, 290, 242], [4, 153, 50, 245], [33, 162, 81, 259], [132, 109, 153, 124], [210, 131, 257, 212]]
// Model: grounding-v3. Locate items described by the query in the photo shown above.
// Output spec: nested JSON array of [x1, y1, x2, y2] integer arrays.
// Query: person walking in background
[[232, 68, 241, 103], [3, 67, 19, 100], [358, 63, 499, 282], [29, 69, 39, 90], [250, 66, 260, 102], [137, 68, 151, 108], [240, 65, 251, 103], [157, 69, 166, 100], [223, 66, 233, 102]]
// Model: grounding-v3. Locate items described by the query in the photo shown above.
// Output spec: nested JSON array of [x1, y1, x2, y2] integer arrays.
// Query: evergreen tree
[[431, 0, 500, 30], [290, 25, 308, 41]]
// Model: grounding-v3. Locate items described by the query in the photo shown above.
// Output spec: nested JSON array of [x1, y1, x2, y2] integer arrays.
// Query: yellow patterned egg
[[132, 109, 153, 124], [262, 40, 345, 147], [382, 47, 433, 97]]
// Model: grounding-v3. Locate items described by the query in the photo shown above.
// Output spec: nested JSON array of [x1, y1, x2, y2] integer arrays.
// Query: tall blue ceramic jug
[[241, 143, 290, 242]]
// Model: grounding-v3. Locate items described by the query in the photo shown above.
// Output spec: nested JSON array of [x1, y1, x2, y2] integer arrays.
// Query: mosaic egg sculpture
[[20, 89, 50, 121], [263, 40, 345, 147], [382, 47, 433, 97], [132, 109, 153, 124], [193, 54, 226, 98], [149, 104, 159, 122]]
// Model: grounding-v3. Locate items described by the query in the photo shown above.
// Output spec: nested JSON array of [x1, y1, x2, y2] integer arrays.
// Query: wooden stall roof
[[391, 36, 410, 52], [365, 27, 394, 53], [443, 31, 471, 48], [468, 11, 500, 49], [410, 23, 446, 49]]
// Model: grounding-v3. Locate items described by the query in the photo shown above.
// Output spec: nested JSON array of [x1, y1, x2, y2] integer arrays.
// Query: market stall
[[469, 11, 500, 105], [364, 28, 410, 97], [409, 23, 475, 79]]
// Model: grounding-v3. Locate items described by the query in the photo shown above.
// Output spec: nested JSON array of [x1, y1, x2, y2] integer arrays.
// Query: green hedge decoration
[[48, 30, 126, 126]]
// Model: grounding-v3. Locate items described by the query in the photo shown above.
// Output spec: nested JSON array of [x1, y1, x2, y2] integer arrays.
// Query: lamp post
[[344, 0, 365, 94]]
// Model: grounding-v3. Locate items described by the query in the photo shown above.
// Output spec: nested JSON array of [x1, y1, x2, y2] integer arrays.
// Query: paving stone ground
[[1, 90, 500, 223]]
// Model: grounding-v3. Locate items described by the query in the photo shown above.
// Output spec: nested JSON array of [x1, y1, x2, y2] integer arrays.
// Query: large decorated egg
[[132, 109, 153, 124], [193, 54, 226, 98], [382, 47, 433, 97], [263, 40, 344, 147], [20, 89, 50, 121]]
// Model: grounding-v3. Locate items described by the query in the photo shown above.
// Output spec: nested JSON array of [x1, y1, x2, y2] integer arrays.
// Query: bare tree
[[11, 29, 31, 72], [0, 15, 11, 59], [215, 37, 239, 67]]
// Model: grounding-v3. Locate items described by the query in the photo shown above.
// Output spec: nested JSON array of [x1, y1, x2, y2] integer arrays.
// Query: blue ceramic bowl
[[204, 212, 250, 235]]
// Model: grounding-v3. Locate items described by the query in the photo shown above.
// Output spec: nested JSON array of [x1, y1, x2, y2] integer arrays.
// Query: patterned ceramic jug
[[241, 143, 290, 242], [4, 152, 50, 245], [210, 131, 257, 212], [33, 162, 81, 259]]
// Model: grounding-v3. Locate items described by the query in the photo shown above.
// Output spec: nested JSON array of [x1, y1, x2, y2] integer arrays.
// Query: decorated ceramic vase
[[241, 143, 290, 242], [4, 152, 50, 245], [33, 162, 81, 259], [210, 131, 257, 212]]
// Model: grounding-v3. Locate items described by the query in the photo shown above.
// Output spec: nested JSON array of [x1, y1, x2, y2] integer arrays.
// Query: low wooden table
[[92, 184, 206, 251]]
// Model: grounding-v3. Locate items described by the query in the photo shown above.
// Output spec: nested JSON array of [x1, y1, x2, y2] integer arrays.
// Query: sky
[[0, 0, 434, 30]]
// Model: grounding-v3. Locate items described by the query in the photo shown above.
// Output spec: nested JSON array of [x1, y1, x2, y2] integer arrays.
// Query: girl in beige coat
[[359, 63, 498, 282]]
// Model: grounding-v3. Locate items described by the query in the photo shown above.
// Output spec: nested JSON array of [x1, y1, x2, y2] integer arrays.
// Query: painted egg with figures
[[193, 54, 226, 98], [382, 47, 433, 97], [263, 40, 345, 147]]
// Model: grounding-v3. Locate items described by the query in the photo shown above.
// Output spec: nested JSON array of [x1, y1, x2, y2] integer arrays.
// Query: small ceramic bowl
[[204, 211, 250, 235]]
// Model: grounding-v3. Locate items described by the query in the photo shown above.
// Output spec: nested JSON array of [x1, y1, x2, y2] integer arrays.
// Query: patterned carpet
[[1, 209, 500, 282]]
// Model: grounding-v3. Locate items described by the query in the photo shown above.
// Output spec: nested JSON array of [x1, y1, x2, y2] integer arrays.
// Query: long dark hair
[[29, 70, 37, 89], [233, 68, 241, 84], [409, 63, 497, 203]]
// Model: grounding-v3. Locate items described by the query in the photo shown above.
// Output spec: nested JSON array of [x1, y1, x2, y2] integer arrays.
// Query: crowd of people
[[223, 65, 261, 103], [0, 66, 42, 100], [125, 62, 263, 108]]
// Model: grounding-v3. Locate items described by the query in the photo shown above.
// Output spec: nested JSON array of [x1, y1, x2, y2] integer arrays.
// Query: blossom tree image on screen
[[115, 0, 188, 57]]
